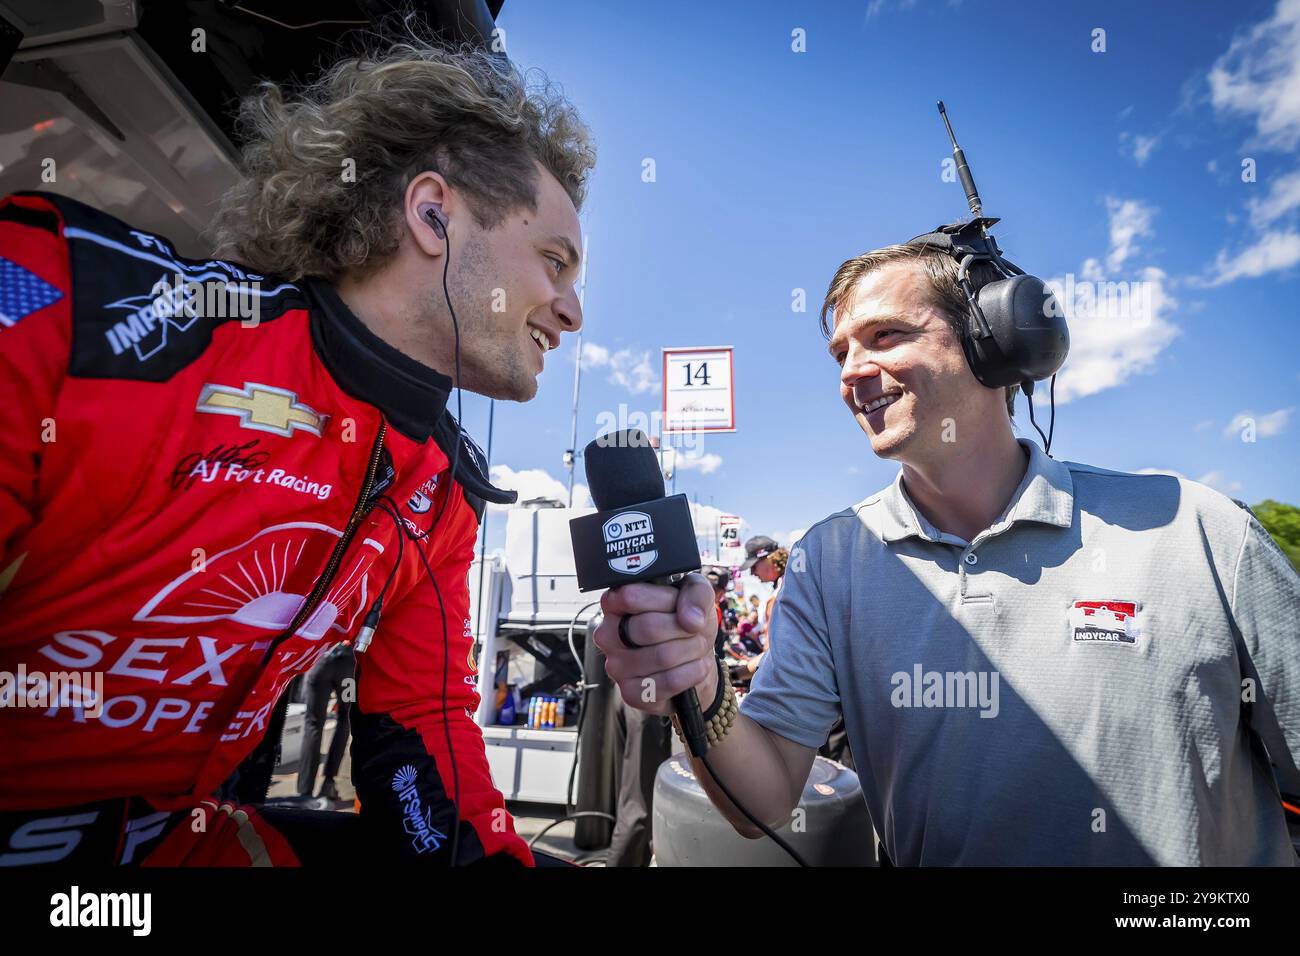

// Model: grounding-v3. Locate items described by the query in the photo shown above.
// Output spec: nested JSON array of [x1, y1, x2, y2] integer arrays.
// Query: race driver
[[0, 38, 593, 866], [594, 235, 1300, 865]]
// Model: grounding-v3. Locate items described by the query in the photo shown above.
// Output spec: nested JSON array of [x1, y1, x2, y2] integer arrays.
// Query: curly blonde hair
[[208, 38, 595, 281], [767, 547, 789, 577]]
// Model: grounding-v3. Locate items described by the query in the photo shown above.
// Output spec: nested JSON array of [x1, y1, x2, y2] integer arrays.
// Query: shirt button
[[964, 552, 978, 566]]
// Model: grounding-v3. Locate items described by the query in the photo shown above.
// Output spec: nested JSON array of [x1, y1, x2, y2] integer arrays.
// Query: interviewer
[[594, 236, 1300, 865]]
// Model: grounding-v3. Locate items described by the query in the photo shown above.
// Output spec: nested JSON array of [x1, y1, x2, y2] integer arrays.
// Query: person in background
[[758, 548, 788, 645], [297, 641, 356, 803], [704, 566, 731, 658], [709, 567, 755, 683], [740, 536, 779, 583], [740, 540, 787, 678]]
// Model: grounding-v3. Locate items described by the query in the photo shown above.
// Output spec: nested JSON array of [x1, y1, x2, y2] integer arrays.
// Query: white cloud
[[609, 349, 657, 394], [1247, 167, 1300, 227], [1050, 265, 1178, 403], [579, 341, 657, 394], [674, 451, 723, 475], [1201, 3, 1300, 283], [1125, 133, 1159, 166], [865, 0, 919, 19], [579, 342, 609, 369], [1048, 198, 1179, 402], [1205, 229, 1300, 284], [1223, 406, 1294, 438], [487, 464, 590, 511], [1105, 197, 1156, 272], [1207, 0, 1300, 151], [1049, 198, 1179, 405], [1079, 257, 1105, 282]]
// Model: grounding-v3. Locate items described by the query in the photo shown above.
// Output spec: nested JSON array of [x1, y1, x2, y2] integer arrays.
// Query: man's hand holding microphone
[[593, 575, 718, 718]]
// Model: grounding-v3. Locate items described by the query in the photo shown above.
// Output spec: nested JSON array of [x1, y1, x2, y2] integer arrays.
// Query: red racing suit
[[0, 192, 529, 865]]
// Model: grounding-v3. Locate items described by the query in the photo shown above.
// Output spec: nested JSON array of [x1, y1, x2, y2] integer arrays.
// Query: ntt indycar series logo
[[603, 510, 658, 575]]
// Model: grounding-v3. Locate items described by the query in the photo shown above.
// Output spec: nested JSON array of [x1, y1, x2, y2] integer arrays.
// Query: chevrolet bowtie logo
[[196, 382, 328, 438]]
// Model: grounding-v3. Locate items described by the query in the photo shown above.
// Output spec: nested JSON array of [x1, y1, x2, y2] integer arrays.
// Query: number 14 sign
[[662, 346, 735, 433]]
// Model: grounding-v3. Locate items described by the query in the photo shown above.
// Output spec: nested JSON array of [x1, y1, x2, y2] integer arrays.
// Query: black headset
[[911, 103, 1071, 453], [907, 219, 1069, 390]]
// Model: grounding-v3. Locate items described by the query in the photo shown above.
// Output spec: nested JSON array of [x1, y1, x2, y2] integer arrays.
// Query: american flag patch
[[0, 256, 63, 327]]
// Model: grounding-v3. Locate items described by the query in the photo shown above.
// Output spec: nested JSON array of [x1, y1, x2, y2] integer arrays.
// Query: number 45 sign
[[662, 346, 735, 433]]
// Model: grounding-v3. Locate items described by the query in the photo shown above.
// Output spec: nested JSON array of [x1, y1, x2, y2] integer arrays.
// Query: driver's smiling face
[[829, 261, 980, 464], [450, 163, 584, 402]]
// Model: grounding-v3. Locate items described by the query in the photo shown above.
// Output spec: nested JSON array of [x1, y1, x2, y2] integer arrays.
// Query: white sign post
[[662, 346, 735, 434], [718, 514, 742, 566]]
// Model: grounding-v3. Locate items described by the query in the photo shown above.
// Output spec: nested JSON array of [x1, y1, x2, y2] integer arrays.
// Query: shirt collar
[[870, 439, 1074, 544]]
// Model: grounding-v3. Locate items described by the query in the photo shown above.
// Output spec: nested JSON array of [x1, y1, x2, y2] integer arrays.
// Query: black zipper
[[258, 422, 388, 664]]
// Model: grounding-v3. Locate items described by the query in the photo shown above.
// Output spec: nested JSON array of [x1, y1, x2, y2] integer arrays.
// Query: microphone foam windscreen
[[583, 429, 666, 510]]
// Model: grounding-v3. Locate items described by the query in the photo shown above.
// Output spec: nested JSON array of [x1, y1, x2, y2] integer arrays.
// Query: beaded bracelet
[[672, 657, 739, 750]]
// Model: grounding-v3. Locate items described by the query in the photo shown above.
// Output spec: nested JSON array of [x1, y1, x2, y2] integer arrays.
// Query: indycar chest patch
[[1068, 599, 1143, 647]]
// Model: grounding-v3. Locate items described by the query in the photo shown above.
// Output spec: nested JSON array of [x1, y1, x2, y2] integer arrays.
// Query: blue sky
[[463, 0, 1300, 554]]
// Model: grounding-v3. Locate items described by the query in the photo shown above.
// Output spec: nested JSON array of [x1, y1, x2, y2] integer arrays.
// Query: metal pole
[[670, 437, 677, 496], [566, 235, 591, 508], [711, 495, 718, 558], [693, 492, 701, 561]]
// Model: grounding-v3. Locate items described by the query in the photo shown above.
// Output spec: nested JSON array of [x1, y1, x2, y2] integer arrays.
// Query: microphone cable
[[700, 749, 809, 867]]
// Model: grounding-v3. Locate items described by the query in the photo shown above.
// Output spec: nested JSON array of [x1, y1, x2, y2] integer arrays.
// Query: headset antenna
[[938, 101, 982, 218]]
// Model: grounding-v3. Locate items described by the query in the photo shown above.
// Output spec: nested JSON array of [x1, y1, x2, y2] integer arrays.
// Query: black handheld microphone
[[569, 429, 710, 757]]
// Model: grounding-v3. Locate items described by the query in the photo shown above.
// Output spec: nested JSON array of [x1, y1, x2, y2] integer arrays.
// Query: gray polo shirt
[[741, 439, 1299, 865]]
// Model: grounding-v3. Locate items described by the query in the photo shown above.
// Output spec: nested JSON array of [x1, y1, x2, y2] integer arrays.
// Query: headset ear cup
[[1008, 275, 1069, 381], [962, 280, 1017, 388], [969, 275, 1070, 387]]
